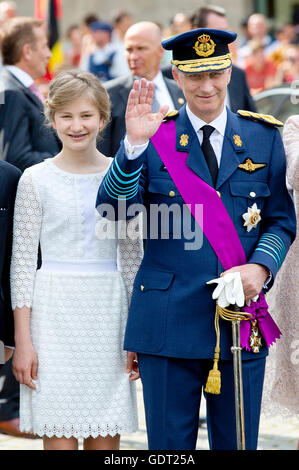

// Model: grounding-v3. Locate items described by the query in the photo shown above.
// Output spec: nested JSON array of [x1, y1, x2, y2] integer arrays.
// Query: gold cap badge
[[193, 34, 216, 57], [180, 134, 189, 147]]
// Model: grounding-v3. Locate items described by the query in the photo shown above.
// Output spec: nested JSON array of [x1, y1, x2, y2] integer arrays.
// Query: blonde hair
[[44, 70, 111, 132]]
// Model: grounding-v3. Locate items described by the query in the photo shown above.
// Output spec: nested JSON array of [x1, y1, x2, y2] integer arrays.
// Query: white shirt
[[5, 65, 34, 88], [152, 71, 175, 111], [186, 104, 227, 167]]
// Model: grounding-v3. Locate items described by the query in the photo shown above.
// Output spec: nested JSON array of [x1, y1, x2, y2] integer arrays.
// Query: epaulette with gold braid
[[163, 110, 179, 122], [237, 110, 284, 127]]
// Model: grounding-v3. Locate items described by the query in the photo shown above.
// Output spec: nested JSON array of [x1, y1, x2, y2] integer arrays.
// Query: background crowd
[[1, 2, 298, 96]]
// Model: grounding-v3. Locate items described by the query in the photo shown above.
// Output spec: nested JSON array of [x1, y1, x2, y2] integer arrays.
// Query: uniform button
[[217, 191, 221, 198], [250, 192, 256, 198], [140, 285, 145, 292], [169, 191, 176, 197]]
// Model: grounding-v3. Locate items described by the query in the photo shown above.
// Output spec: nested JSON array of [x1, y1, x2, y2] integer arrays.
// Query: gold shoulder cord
[[204, 303, 252, 394]]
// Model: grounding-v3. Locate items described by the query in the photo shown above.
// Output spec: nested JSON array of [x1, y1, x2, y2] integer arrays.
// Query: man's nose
[[199, 78, 215, 94], [129, 50, 139, 61]]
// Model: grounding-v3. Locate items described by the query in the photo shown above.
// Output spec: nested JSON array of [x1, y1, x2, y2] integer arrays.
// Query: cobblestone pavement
[[0, 382, 298, 450]]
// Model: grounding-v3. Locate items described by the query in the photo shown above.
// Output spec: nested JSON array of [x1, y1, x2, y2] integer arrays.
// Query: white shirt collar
[[5, 65, 34, 88], [186, 104, 227, 137]]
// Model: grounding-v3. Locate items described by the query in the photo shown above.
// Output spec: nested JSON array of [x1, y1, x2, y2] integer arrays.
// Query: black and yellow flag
[[35, 0, 64, 76]]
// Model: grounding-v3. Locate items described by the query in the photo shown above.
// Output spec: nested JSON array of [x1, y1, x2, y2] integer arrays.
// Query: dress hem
[[20, 425, 139, 439]]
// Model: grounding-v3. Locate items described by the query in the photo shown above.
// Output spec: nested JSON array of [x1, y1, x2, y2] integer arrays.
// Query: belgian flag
[[35, 0, 64, 77]]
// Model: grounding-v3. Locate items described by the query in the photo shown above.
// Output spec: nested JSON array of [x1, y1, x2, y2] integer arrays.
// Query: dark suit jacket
[[161, 64, 257, 114], [0, 161, 21, 356], [98, 74, 186, 157], [0, 68, 61, 172]]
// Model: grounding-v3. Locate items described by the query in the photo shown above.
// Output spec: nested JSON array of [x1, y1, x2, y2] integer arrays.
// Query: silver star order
[[242, 203, 261, 232]]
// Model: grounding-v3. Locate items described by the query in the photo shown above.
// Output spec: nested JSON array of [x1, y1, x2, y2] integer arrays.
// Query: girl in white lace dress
[[11, 71, 142, 450], [262, 116, 299, 428]]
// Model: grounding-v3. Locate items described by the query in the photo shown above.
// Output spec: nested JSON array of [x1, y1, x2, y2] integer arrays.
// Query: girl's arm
[[10, 170, 42, 389]]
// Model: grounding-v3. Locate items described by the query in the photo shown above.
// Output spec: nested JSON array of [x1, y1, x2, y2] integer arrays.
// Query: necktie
[[200, 125, 218, 187], [29, 83, 45, 104], [151, 85, 160, 113]]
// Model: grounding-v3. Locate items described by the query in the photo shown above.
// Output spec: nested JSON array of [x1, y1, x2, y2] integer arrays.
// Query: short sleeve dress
[[10, 158, 143, 438]]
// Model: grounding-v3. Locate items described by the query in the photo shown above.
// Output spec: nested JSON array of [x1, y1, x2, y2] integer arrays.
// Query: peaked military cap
[[162, 28, 237, 74], [89, 21, 113, 33]]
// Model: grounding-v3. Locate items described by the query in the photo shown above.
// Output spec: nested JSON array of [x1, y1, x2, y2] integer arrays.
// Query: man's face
[[205, 13, 229, 30], [28, 26, 52, 79], [125, 32, 164, 80], [173, 67, 232, 122], [92, 29, 111, 48], [248, 17, 268, 40]]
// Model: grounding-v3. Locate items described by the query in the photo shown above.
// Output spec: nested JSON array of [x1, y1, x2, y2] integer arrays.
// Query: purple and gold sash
[[151, 119, 281, 350]]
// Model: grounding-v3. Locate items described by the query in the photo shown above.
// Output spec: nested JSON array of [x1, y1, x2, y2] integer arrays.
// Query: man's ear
[[226, 66, 232, 85], [22, 43, 32, 61], [171, 67, 181, 88], [158, 44, 164, 59]]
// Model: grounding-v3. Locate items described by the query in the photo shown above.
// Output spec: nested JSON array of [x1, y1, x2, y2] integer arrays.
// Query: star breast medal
[[242, 203, 261, 232]]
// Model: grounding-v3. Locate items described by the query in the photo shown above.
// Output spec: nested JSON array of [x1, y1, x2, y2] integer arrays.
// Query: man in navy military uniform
[[96, 28, 296, 450]]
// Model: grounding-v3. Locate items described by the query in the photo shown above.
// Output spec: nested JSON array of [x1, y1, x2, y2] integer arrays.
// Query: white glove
[[207, 272, 258, 308]]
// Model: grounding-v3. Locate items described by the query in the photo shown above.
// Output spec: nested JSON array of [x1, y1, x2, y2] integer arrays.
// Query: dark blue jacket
[[96, 106, 296, 360], [0, 160, 21, 350], [0, 68, 60, 172]]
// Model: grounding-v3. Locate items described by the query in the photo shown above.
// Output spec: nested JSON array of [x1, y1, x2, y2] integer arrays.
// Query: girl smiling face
[[45, 70, 111, 153], [52, 95, 104, 152]]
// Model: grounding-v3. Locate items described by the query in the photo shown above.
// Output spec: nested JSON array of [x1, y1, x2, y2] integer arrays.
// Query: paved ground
[[0, 382, 298, 450]]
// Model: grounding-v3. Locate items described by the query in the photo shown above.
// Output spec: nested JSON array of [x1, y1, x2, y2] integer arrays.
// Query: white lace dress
[[262, 115, 299, 418], [10, 158, 143, 439]]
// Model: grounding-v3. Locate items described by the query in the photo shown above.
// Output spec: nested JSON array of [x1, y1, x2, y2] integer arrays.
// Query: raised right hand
[[125, 78, 169, 146], [12, 342, 38, 390]]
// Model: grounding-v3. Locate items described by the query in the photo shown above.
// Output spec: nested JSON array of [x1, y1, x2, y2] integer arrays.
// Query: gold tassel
[[204, 303, 252, 395], [205, 309, 221, 394]]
